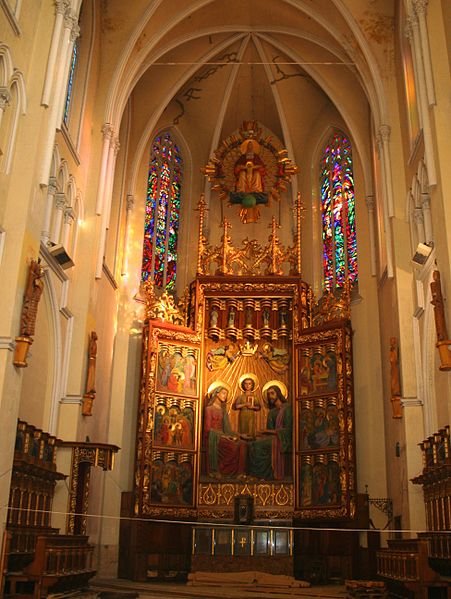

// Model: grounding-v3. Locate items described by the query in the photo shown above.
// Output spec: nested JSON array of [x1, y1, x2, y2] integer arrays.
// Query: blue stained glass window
[[63, 38, 79, 125], [141, 132, 183, 290], [320, 132, 358, 291]]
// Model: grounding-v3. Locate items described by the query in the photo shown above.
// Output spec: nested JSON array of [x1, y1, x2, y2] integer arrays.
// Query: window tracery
[[320, 132, 358, 292], [141, 132, 183, 291]]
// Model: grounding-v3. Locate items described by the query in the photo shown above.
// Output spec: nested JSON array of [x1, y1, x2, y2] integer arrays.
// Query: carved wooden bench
[[5, 534, 95, 598], [376, 538, 451, 598]]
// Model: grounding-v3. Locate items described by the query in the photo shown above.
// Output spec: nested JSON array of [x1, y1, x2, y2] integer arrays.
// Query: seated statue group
[[202, 375, 292, 482]]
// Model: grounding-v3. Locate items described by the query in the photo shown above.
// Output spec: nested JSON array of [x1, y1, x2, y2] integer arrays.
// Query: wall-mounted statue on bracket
[[389, 336, 402, 418], [13, 258, 45, 368], [430, 270, 451, 371], [82, 331, 98, 416]]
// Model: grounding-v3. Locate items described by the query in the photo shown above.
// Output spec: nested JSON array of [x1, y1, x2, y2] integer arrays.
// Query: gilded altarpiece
[[133, 280, 356, 523], [132, 121, 355, 525]]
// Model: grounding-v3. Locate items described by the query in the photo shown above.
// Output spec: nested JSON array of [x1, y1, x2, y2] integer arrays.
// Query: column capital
[[101, 123, 114, 141], [48, 176, 58, 195], [126, 194, 135, 211], [365, 195, 375, 211], [55, 192, 66, 209], [407, 13, 419, 36], [420, 194, 430, 210], [0, 87, 11, 110], [413, 207, 424, 225], [70, 22, 80, 43], [114, 137, 121, 155], [64, 206, 75, 224], [63, 7, 75, 28], [55, 0, 71, 16], [379, 124, 391, 142], [413, 0, 428, 17]]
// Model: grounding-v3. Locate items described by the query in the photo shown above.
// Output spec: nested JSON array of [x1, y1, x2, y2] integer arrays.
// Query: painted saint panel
[[150, 453, 193, 506], [153, 396, 195, 450], [156, 343, 198, 397]]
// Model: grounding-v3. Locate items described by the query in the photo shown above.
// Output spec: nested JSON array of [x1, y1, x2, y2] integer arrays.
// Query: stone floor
[[81, 577, 348, 599]]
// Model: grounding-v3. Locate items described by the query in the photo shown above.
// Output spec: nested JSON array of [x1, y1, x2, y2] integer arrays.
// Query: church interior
[[0, 0, 450, 597]]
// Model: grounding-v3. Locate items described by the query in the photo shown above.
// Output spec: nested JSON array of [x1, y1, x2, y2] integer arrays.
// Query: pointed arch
[[1, 69, 26, 174], [0, 44, 13, 85]]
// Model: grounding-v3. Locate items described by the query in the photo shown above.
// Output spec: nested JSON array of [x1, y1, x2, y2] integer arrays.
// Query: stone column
[[50, 192, 66, 245], [365, 195, 377, 276], [39, 7, 79, 184], [406, 16, 436, 185], [121, 194, 134, 276], [376, 133, 394, 277], [61, 206, 75, 249], [96, 135, 120, 278], [414, 207, 426, 244], [41, 177, 57, 245], [41, 0, 70, 107], [412, 0, 435, 106], [96, 124, 114, 215], [420, 194, 433, 245]]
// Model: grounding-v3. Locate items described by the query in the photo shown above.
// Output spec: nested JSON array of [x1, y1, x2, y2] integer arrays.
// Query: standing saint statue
[[14, 258, 45, 367], [229, 139, 268, 223], [20, 259, 45, 337], [86, 331, 98, 393], [389, 337, 402, 418], [431, 270, 449, 342], [232, 374, 261, 438], [83, 331, 98, 416], [234, 140, 266, 194], [430, 270, 451, 371]]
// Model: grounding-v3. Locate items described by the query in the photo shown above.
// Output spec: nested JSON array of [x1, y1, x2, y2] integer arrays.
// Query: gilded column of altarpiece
[[133, 278, 356, 523]]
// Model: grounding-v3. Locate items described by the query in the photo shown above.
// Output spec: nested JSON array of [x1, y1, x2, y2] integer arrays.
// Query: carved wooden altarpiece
[[133, 272, 356, 525]]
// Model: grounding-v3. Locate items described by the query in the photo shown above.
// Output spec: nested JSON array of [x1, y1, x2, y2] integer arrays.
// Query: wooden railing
[[376, 539, 438, 583], [6, 534, 95, 598], [418, 532, 451, 561]]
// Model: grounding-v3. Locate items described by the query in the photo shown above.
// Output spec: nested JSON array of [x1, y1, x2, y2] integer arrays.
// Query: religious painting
[[299, 345, 338, 395], [296, 322, 355, 518], [150, 452, 194, 506], [300, 461, 313, 507], [201, 377, 292, 483], [153, 395, 195, 450], [300, 398, 340, 450], [156, 343, 199, 397], [312, 459, 341, 506]]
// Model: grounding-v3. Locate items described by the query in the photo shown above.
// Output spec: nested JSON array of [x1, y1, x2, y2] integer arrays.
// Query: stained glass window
[[141, 132, 183, 290], [63, 38, 79, 125], [320, 132, 358, 291]]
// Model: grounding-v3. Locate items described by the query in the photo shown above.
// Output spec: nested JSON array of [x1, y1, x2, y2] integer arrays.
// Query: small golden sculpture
[[82, 331, 98, 416], [142, 278, 185, 325], [430, 270, 451, 371], [14, 258, 45, 367], [202, 120, 298, 224], [312, 282, 351, 327], [197, 215, 298, 277], [196, 194, 210, 275], [389, 337, 402, 418]]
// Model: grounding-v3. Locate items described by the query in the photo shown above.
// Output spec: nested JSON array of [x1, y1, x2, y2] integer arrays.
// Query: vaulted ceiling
[[100, 0, 394, 186]]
